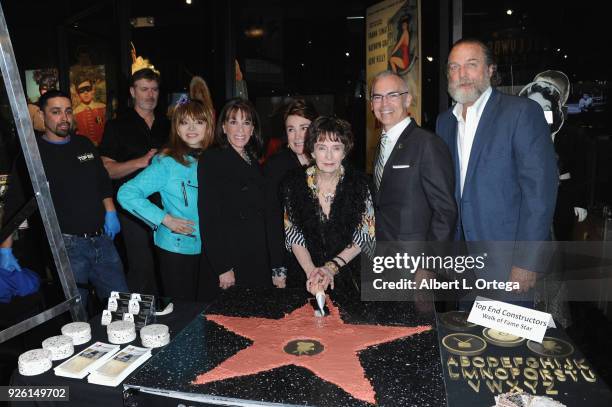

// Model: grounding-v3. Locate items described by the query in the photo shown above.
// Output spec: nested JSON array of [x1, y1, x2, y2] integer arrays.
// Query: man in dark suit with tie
[[371, 71, 456, 243], [436, 39, 558, 298]]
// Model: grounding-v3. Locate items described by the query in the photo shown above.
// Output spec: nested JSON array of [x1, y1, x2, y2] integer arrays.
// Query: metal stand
[[0, 3, 87, 344]]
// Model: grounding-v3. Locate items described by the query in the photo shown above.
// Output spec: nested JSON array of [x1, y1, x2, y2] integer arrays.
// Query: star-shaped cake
[[193, 297, 431, 404]]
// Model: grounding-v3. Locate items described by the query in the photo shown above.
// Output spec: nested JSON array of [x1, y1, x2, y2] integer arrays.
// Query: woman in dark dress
[[198, 98, 270, 291], [282, 116, 375, 296], [264, 99, 318, 289]]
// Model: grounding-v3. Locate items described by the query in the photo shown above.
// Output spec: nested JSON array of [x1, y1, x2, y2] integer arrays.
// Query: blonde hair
[[189, 76, 214, 111]]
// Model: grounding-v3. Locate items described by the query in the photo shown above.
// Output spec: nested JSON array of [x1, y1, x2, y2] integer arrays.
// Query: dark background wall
[[1, 0, 610, 175]]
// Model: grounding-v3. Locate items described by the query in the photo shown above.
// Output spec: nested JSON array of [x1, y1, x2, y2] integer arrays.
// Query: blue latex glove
[[104, 211, 121, 239], [0, 247, 22, 271]]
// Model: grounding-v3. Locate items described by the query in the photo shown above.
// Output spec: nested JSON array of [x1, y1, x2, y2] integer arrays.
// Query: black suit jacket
[[555, 123, 588, 209], [375, 120, 457, 242], [263, 148, 303, 269], [198, 147, 271, 288]]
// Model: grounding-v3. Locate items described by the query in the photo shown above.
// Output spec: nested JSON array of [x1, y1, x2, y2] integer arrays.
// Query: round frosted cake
[[140, 324, 170, 348], [18, 349, 52, 376], [107, 320, 136, 344], [42, 335, 74, 360], [61, 322, 92, 345]]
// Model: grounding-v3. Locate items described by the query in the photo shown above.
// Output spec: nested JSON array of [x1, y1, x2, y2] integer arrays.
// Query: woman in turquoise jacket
[[118, 98, 214, 300]]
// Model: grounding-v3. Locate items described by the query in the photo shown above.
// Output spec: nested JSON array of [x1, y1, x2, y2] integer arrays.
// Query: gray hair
[[369, 70, 409, 99]]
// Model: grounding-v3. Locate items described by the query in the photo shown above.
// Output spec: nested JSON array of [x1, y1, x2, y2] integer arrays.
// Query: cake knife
[[315, 291, 326, 317]]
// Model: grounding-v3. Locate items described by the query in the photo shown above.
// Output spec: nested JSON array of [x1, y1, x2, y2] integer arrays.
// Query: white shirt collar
[[383, 116, 411, 145], [452, 86, 493, 123], [376, 116, 411, 175]]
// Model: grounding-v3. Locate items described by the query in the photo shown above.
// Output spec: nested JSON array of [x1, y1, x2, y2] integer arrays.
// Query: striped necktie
[[374, 132, 389, 190]]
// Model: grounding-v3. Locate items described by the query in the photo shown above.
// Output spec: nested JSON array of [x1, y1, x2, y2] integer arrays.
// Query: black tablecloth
[[124, 288, 446, 407], [9, 302, 205, 407], [436, 312, 612, 406]]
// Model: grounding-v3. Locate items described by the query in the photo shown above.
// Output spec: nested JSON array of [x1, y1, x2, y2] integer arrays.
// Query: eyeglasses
[[77, 86, 93, 94], [370, 91, 409, 103]]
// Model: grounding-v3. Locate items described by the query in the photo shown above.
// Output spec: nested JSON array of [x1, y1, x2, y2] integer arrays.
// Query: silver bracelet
[[272, 267, 287, 278]]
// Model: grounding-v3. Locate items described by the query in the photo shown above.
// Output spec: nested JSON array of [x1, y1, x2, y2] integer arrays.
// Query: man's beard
[[448, 75, 491, 105], [138, 98, 157, 111], [53, 122, 73, 137]]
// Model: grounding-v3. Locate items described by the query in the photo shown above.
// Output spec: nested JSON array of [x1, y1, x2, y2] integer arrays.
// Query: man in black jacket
[[99, 68, 169, 295], [371, 71, 456, 243]]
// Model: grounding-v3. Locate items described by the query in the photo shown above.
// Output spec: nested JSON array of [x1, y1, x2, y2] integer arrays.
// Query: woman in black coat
[[264, 99, 318, 289], [198, 98, 270, 291]]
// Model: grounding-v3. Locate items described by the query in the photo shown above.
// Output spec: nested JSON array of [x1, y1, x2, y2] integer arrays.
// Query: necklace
[[320, 190, 335, 203], [238, 149, 251, 164], [306, 165, 345, 204], [314, 168, 339, 204], [306, 165, 344, 220]]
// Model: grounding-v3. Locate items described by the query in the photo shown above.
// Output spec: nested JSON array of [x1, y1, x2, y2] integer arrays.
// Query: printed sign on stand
[[467, 296, 555, 343]]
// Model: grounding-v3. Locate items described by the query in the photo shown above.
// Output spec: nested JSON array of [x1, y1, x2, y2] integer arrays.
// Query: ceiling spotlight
[[345, 52, 350, 57], [130, 17, 155, 28], [506, 9, 513, 15], [426, 56, 434, 62], [563, 54, 568, 59], [186, 0, 192, 4], [244, 27, 264, 38], [556, 48, 561, 52]]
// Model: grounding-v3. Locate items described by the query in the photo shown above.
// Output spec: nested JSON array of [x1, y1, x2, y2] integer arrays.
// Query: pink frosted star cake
[[193, 297, 431, 404]]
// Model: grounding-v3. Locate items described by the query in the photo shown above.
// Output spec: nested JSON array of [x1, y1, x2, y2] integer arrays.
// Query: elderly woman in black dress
[[282, 116, 375, 296]]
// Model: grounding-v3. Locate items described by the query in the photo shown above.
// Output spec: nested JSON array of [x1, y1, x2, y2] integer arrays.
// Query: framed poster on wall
[[365, 0, 421, 173], [69, 64, 107, 145]]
